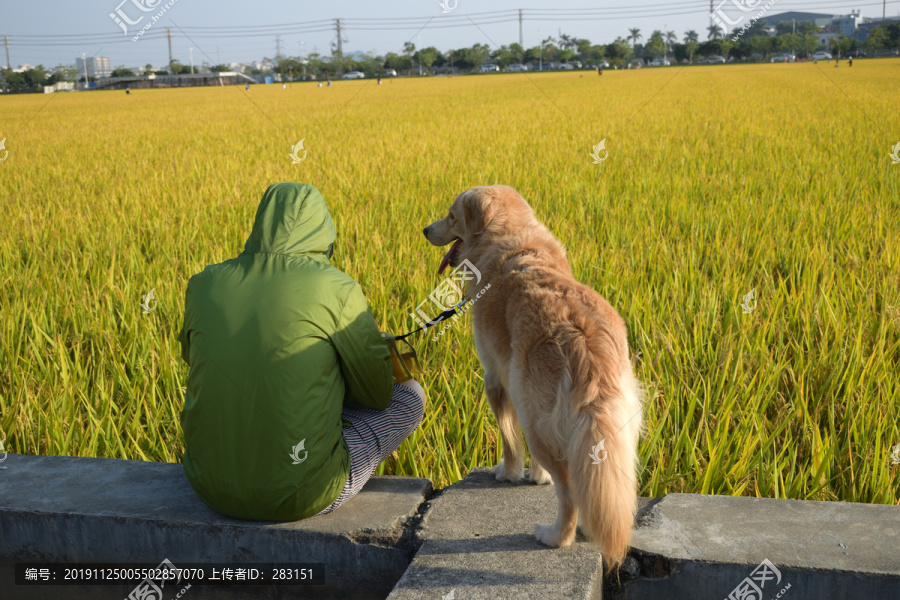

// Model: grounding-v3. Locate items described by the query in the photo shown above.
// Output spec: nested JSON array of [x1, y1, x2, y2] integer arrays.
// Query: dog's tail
[[564, 360, 643, 570]]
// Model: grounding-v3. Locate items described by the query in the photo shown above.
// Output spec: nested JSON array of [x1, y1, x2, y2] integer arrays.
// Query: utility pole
[[518, 9, 523, 47], [4, 36, 10, 70], [335, 18, 344, 76], [216, 44, 221, 66], [538, 29, 542, 71], [710, 0, 714, 33], [275, 34, 283, 59], [300, 41, 306, 78], [167, 27, 174, 74], [80, 51, 88, 88], [188, 47, 194, 74]]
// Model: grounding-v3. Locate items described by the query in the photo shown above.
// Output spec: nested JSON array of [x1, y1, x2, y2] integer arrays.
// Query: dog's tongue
[[438, 239, 463, 275]]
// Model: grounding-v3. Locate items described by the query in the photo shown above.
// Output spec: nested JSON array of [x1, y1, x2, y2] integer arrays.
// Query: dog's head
[[423, 185, 532, 274]]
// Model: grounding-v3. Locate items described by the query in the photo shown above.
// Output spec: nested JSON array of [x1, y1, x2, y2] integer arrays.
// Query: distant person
[[327, 79, 331, 86], [317, 81, 322, 88], [125, 86, 130, 95], [245, 83, 250, 91], [835, 58, 839, 67], [849, 56, 853, 67], [377, 77, 382, 85], [282, 83, 286, 90], [178, 183, 426, 521], [597, 66, 603, 76]]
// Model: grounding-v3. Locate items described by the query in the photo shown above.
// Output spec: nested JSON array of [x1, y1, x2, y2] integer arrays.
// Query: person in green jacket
[[177, 182, 426, 521]]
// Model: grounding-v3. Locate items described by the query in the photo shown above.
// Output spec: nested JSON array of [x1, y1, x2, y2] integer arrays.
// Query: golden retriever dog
[[423, 185, 643, 568]]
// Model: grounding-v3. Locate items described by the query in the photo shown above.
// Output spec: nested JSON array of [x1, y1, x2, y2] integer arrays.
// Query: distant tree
[[735, 19, 770, 39], [402, 41, 416, 75], [666, 30, 678, 51], [720, 39, 735, 58], [210, 64, 230, 72], [558, 33, 576, 50], [627, 28, 642, 46], [750, 34, 774, 58], [799, 33, 819, 55], [416, 46, 441, 72], [606, 37, 634, 67], [111, 68, 136, 77], [866, 26, 889, 52], [684, 30, 699, 43], [685, 40, 700, 62], [646, 33, 667, 60], [838, 35, 857, 57], [708, 24, 723, 39], [467, 43, 491, 70]]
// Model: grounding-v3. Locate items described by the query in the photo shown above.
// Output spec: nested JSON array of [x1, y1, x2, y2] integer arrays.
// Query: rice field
[[1, 61, 899, 504]]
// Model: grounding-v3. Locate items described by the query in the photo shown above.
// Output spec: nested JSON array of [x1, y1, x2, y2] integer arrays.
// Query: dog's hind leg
[[533, 458, 577, 548], [485, 371, 525, 482], [528, 455, 553, 485]]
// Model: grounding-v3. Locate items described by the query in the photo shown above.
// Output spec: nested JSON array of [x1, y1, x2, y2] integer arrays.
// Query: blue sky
[[4, 0, 898, 69]]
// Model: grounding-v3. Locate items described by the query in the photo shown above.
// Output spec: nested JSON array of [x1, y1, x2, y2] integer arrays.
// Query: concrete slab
[[609, 493, 900, 599], [387, 467, 605, 600], [0, 453, 432, 600]]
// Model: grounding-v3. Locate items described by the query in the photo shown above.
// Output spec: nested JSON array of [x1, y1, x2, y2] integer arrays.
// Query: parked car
[[507, 63, 528, 72], [342, 71, 365, 79], [812, 51, 832, 60], [382, 68, 398, 77], [557, 63, 575, 70], [480, 64, 500, 73], [708, 55, 727, 64], [647, 58, 671, 66], [770, 53, 796, 63]]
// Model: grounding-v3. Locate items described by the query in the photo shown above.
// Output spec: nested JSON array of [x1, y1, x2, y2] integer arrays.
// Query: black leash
[[395, 300, 470, 340]]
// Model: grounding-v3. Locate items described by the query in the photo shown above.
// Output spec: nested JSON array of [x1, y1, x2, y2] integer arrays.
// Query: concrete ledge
[[0, 453, 432, 600], [3, 454, 898, 600], [387, 467, 605, 600], [611, 493, 900, 599]]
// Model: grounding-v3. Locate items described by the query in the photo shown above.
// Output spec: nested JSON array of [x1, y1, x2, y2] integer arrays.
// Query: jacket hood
[[241, 183, 336, 259]]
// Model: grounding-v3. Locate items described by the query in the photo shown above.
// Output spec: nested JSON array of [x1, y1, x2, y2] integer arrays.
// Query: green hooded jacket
[[177, 182, 393, 521]]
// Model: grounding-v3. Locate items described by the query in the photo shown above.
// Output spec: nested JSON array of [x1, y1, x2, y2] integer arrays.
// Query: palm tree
[[558, 33, 575, 50], [627, 28, 642, 46], [684, 30, 699, 43], [707, 24, 723, 40], [666, 30, 678, 51]]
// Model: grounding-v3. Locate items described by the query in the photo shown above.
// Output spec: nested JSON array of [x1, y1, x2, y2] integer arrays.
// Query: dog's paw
[[492, 460, 524, 482], [534, 523, 574, 548], [528, 466, 553, 485]]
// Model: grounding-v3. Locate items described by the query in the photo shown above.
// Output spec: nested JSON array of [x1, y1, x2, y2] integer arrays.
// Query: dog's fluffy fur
[[424, 185, 644, 568]]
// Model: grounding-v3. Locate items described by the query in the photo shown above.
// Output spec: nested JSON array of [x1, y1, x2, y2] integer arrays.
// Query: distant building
[[75, 56, 111, 78], [758, 11, 836, 30], [857, 17, 900, 42], [13, 63, 35, 73]]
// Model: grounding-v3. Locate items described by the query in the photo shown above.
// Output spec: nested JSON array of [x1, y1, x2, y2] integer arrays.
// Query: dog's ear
[[462, 189, 494, 237]]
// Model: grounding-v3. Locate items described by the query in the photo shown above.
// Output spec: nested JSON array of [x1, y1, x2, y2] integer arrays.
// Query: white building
[[75, 56, 111, 78]]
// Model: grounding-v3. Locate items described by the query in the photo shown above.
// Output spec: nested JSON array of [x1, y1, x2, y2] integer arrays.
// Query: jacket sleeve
[[331, 282, 394, 411]]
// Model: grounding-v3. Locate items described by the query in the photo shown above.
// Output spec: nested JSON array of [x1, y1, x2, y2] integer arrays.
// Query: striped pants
[[317, 381, 426, 514]]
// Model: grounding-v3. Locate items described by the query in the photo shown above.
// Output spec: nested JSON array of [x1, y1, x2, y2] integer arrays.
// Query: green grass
[[1, 62, 899, 503]]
